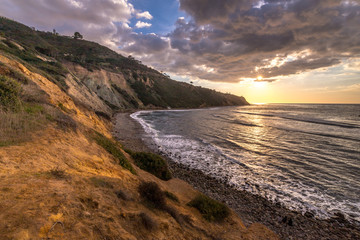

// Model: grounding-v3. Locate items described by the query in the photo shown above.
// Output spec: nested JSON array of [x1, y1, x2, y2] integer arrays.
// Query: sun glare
[[253, 76, 267, 88]]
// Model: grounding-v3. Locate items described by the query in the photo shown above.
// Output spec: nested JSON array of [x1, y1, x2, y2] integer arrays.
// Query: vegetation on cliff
[[0, 75, 21, 111], [188, 194, 230, 222], [130, 152, 172, 180], [91, 131, 136, 174]]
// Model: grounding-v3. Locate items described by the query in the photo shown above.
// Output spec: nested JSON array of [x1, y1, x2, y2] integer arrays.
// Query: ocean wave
[[272, 126, 360, 142], [235, 111, 360, 129]]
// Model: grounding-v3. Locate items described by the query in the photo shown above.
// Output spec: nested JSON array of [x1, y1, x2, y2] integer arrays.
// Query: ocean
[[131, 104, 360, 223]]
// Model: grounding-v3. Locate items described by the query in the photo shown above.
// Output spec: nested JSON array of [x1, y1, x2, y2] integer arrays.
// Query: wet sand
[[113, 112, 360, 240]]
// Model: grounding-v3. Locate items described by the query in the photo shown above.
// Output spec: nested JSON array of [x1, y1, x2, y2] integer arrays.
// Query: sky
[[0, 0, 359, 103]]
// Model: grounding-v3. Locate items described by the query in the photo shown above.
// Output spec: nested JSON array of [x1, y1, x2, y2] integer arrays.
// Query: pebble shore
[[113, 112, 360, 240]]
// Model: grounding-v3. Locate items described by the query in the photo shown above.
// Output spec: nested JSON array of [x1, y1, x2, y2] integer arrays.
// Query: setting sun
[[253, 79, 267, 88]]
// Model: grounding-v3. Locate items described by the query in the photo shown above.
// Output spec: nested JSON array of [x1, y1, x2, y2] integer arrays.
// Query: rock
[[304, 211, 314, 218], [332, 212, 347, 224], [288, 218, 293, 226]]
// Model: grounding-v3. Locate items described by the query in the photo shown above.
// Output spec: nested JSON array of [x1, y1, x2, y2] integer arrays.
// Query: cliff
[[0, 17, 278, 240]]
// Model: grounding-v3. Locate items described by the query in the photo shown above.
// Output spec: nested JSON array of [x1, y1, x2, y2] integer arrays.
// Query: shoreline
[[113, 112, 360, 240]]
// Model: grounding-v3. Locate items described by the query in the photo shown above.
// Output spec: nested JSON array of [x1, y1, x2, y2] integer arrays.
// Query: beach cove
[[113, 110, 360, 240]]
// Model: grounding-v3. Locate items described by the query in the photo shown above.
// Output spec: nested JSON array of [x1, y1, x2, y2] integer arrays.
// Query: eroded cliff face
[[0, 52, 278, 240], [64, 62, 143, 115]]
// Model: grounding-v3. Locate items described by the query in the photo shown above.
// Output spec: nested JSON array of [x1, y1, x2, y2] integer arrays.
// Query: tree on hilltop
[[73, 32, 83, 40]]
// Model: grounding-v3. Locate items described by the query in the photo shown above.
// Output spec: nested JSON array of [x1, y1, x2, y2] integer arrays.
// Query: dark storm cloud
[[1, 0, 359, 83], [179, 0, 255, 24], [254, 78, 277, 83], [261, 58, 342, 78], [121, 33, 169, 54], [235, 31, 295, 53], [161, 0, 360, 82]]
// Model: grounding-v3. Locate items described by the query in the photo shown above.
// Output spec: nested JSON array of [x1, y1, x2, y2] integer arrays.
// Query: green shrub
[[138, 181, 166, 209], [23, 103, 44, 114], [57, 103, 69, 112], [92, 131, 136, 174], [0, 75, 21, 111], [3, 39, 18, 49], [123, 148, 134, 155], [139, 182, 185, 224], [187, 194, 230, 222], [0, 63, 29, 84], [131, 152, 172, 180], [95, 111, 111, 120], [164, 191, 179, 203]]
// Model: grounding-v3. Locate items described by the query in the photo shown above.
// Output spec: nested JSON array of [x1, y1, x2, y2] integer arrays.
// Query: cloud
[[113, 0, 360, 84], [119, 32, 169, 54], [254, 78, 277, 83], [344, 59, 360, 71], [135, 21, 152, 28], [1, 0, 359, 85], [136, 11, 153, 20], [0, 0, 135, 48], [179, 0, 252, 24], [156, 0, 360, 82]]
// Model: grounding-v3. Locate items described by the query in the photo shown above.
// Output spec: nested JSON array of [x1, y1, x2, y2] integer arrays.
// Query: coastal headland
[[1, 16, 359, 239]]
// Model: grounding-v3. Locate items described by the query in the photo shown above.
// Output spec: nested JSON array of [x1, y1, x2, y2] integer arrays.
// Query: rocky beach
[[113, 112, 360, 240]]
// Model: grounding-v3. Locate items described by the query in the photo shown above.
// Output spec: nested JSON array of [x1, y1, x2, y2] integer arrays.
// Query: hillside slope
[[0, 16, 248, 116], [0, 43, 277, 239]]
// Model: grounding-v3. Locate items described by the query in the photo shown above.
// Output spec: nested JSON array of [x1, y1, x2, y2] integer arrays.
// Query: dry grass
[[139, 212, 158, 231], [0, 103, 78, 147], [115, 189, 133, 201], [0, 109, 47, 146], [90, 177, 113, 189], [48, 167, 67, 179]]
